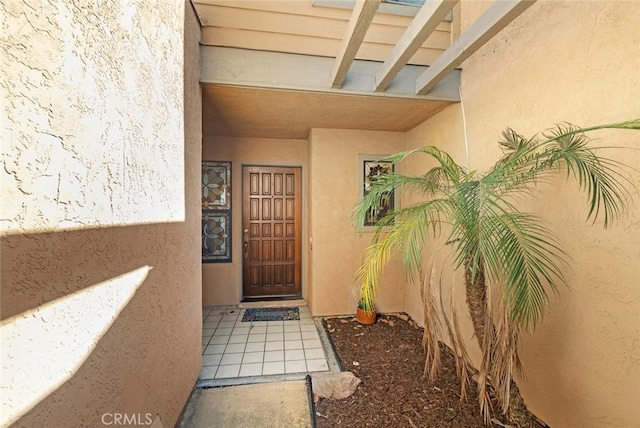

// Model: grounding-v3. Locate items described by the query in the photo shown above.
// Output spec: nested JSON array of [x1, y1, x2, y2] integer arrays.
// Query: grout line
[[200, 306, 333, 383]]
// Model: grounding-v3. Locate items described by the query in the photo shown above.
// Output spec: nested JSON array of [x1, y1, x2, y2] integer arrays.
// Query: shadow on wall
[[1, 223, 201, 427]]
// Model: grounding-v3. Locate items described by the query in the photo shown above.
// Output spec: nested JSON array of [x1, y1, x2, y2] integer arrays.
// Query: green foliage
[[357, 296, 375, 312], [354, 119, 639, 328], [353, 119, 638, 422]]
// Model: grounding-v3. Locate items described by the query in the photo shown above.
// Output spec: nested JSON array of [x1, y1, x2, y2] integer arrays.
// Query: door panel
[[242, 166, 302, 298]]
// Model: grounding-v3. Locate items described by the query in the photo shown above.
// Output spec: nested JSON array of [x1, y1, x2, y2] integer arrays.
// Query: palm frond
[[355, 199, 453, 309], [541, 127, 634, 228], [384, 146, 467, 183], [352, 119, 638, 423], [542, 119, 640, 141], [353, 170, 453, 229], [487, 121, 637, 229], [355, 241, 392, 311], [421, 160, 567, 408], [381, 200, 453, 275], [498, 128, 535, 156], [483, 210, 567, 327]]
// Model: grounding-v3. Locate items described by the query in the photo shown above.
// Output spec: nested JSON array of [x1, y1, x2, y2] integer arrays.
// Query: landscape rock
[[311, 371, 361, 399]]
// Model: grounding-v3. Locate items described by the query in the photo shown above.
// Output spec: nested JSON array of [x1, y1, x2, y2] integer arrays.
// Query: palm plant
[[354, 120, 639, 426], [357, 296, 375, 312]]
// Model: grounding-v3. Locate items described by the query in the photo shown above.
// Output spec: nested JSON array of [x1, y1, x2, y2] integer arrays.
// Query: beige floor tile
[[284, 332, 302, 341], [266, 333, 283, 342], [249, 325, 267, 334], [199, 366, 218, 380], [215, 364, 240, 379], [263, 350, 284, 362], [239, 363, 263, 377], [262, 361, 285, 375], [202, 354, 222, 366], [284, 340, 303, 350], [265, 341, 284, 351], [304, 348, 325, 360], [306, 359, 329, 372], [285, 360, 307, 374], [221, 353, 243, 365], [283, 324, 300, 333], [285, 349, 305, 361], [211, 336, 229, 345], [245, 342, 265, 352], [247, 333, 266, 343], [303, 339, 322, 349], [204, 344, 226, 355], [225, 343, 246, 353], [301, 331, 319, 340], [228, 334, 248, 344], [214, 328, 234, 337], [242, 352, 264, 364]]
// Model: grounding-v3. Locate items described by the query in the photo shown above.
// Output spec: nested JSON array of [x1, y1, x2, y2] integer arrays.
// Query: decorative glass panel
[[202, 161, 231, 209], [202, 160, 232, 263], [363, 160, 394, 227], [202, 211, 232, 263]]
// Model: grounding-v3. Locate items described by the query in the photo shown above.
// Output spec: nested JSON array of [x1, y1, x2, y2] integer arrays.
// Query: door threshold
[[239, 298, 307, 308]]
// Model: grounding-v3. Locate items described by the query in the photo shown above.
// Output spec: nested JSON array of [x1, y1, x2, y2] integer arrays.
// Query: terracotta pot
[[356, 307, 376, 325]]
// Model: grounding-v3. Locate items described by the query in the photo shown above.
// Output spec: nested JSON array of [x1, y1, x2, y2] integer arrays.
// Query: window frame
[[357, 154, 399, 233]]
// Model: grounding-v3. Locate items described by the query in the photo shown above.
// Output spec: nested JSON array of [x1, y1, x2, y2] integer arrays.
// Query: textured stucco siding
[[308, 129, 407, 317], [1, 1, 202, 427], [404, 1, 640, 426], [2, 0, 185, 233]]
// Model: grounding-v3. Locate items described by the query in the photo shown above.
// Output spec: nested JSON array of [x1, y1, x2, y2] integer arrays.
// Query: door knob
[[243, 229, 249, 258]]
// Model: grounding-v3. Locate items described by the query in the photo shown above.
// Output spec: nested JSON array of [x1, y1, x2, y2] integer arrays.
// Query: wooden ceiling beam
[[330, 0, 382, 89], [201, 46, 461, 102], [374, 0, 458, 92], [415, 0, 536, 95]]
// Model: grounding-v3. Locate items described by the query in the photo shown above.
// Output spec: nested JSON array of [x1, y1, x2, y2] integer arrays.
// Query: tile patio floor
[[200, 305, 330, 380]]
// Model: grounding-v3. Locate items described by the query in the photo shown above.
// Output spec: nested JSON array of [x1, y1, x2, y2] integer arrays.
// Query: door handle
[[243, 229, 249, 258]]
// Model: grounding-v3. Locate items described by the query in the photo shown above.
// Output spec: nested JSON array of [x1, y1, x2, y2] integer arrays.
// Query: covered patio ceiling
[[201, 84, 453, 139], [195, 0, 536, 139]]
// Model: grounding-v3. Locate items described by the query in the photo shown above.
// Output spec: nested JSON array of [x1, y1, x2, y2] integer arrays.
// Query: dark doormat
[[242, 307, 300, 322]]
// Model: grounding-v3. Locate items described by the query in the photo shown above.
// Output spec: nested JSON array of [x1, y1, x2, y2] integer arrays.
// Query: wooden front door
[[242, 166, 302, 298]]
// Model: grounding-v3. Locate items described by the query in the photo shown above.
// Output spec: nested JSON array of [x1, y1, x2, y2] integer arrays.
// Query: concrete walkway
[[178, 379, 314, 428]]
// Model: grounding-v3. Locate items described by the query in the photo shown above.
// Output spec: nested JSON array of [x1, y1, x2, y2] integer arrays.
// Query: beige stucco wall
[[308, 129, 407, 316], [404, 1, 640, 426], [1, 1, 202, 427], [202, 129, 409, 316], [201, 136, 308, 306]]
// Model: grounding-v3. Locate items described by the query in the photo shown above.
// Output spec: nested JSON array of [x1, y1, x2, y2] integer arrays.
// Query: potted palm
[[354, 120, 639, 425], [356, 291, 376, 325]]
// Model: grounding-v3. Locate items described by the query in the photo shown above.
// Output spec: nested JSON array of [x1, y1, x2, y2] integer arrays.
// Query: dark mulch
[[315, 314, 491, 428]]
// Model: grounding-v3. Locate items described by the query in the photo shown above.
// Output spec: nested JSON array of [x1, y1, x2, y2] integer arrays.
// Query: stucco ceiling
[[202, 84, 452, 139]]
